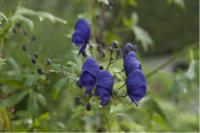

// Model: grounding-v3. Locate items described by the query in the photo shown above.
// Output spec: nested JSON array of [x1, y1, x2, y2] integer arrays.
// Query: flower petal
[[126, 70, 147, 103]]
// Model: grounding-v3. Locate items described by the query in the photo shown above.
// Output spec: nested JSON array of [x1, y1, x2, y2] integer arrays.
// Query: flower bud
[[112, 40, 118, 48], [75, 96, 81, 105], [21, 45, 27, 51], [37, 68, 43, 75], [31, 35, 36, 41], [31, 57, 36, 64], [85, 103, 91, 111], [46, 58, 52, 65]]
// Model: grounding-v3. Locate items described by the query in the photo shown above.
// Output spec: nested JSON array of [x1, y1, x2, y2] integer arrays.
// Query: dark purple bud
[[99, 65, 104, 70], [75, 96, 81, 105], [31, 35, 36, 41], [15, 22, 21, 28], [112, 40, 118, 48], [21, 45, 27, 51], [85, 103, 91, 111], [123, 42, 137, 58], [108, 47, 113, 52], [31, 57, 37, 64], [33, 54, 38, 59], [37, 68, 43, 75], [46, 58, 52, 65]]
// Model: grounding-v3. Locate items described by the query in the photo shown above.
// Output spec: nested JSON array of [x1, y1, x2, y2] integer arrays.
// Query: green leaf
[[51, 77, 68, 100], [16, 7, 67, 24], [185, 60, 196, 80], [0, 91, 28, 108], [28, 92, 39, 116], [0, 79, 23, 89], [132, 26, 153, 51]]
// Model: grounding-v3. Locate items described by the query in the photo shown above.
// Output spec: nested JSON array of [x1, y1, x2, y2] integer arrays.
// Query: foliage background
[[0, 0, 199, 132]]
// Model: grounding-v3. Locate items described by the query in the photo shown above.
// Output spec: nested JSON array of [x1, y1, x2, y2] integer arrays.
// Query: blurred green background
[[0, 0, 199, 132]]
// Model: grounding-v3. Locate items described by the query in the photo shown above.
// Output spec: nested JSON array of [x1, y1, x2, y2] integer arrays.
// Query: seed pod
[[37, 68, 43, 75], [46, 58, 52, 65], [23, 30, 27, 36], [108, 47, 113, 52], [112, 40, 118, 48], [99, 65, 104, 70], [74, 96, 81, 105], [31, 57, 36, 64], [21, 45, 27, 51], [15, 22, 21, 28], [85, 103, 91, 111], [31, 35, 36, 41], [33, 54, 38, 59]]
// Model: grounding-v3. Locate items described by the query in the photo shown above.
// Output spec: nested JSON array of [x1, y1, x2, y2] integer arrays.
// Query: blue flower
[[126, 70, 147, 105], [123, 42, 136, 58], [124, 51, 142, 76], [72, 19, 90, 55], [94, 70, 114, 105], [78, 57, 99, 94]]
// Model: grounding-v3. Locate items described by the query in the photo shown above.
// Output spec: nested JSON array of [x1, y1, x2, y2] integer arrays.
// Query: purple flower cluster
[[73, 19, 147, 106], [78, 57, 113, 105], [123, 43, 147, 105]]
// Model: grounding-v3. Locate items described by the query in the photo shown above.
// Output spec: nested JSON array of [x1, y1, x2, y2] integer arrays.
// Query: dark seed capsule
[[75, 96, 81, 105], [31, 57, 37, 64], [15, 22, 21, 28], [99, 65, 104, 70], [37, 68, 43, 75], [112, 40, 119, 48], [111, 57, 114, 61], [46, 58, 52, 65], [33, 54, 38, 59], [108, 47, 113, 52], [85, 103, 91, 111], [22, 30, 27, 36], [21, 45, 27, 51], [31, 36, 36, 41]]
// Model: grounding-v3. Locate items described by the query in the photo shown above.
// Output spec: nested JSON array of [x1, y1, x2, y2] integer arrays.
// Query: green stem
[[146, 42, 198, 78], [0, 108, 12, 131], [102, 107, 111, 132]]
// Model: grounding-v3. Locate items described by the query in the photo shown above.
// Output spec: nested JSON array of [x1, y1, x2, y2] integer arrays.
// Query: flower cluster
[[123, 43, 147, 105], [72, 19, 147, 108]]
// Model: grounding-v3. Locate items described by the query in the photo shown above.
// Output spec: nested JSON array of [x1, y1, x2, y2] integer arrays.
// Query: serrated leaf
[[0, 91, 28, 108], [28, 92, 39, 116], [51, 77, 68, 100]]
